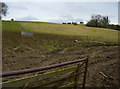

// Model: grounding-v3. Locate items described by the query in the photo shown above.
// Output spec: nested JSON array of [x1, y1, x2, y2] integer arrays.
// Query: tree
[[80, 22, 84, 24], [101, 16, 109, 27], [11, 18, 14, 21], [87, 15, 110, 28], [0, 2, 8, 20]]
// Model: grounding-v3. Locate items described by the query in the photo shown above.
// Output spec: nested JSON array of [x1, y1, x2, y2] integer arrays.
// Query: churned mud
[[2, 31, 119, 87]]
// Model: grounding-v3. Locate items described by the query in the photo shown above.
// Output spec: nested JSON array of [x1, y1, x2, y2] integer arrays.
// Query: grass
[[91, 52, 100, 58], [2, 20, 119, 44]]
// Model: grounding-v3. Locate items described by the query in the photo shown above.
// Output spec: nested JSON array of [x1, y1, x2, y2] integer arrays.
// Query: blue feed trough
[[21, 26, 34, 36]]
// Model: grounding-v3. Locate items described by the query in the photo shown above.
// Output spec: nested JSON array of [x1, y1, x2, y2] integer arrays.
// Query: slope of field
[[2, 20, 119, 44], [2, 20, 119, 87]]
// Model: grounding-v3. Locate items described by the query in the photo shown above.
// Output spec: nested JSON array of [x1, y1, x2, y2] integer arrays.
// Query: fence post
[[82, 57, 88, 89]]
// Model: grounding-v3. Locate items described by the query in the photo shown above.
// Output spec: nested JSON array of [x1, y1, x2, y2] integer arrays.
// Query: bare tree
[[0, 2, 8, 20]]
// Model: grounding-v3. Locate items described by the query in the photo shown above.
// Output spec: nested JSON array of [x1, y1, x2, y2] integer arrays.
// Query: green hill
[[2, 20, 118, 44]]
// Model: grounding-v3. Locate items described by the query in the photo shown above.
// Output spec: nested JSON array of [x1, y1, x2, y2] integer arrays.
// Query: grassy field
[[2, 20, 119, 87], [2, 20, 119, 44]]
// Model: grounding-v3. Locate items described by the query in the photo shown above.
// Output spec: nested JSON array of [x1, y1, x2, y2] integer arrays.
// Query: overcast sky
[[2, 2, 118, 24]]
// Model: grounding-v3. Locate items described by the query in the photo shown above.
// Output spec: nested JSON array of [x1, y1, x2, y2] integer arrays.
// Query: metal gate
[[1, 57, 88, 89]]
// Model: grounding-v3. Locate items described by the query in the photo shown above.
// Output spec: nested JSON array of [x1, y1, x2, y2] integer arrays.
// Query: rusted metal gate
[[1, 57, 88, 89]]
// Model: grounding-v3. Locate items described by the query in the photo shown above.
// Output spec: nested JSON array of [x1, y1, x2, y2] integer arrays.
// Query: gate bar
[[1, 57, 87, 77]]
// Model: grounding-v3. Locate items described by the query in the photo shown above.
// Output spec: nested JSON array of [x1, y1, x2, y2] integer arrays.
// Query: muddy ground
[[2, 31, 119, 87]]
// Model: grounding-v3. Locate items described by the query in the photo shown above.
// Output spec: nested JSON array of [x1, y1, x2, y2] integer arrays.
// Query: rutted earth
[[2, 31, 119, 87]]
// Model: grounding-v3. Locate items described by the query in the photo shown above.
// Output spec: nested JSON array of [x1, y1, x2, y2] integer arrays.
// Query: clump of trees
[[62, 21, 84, 25], [87, 15, 120, 31], [80, 22, 84, 24], [87, 15, 109, 27], [0, 2, 8, 20], [72, 22, 77, 25], [62, 22, 66, 24]]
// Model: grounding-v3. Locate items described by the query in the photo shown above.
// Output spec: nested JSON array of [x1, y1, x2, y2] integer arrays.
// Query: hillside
[[2, 20, 119, 87], [2, 20, 118, 44]]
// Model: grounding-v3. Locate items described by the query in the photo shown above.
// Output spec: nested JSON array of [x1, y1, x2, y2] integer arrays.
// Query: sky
[[2, 2, 118, 24]]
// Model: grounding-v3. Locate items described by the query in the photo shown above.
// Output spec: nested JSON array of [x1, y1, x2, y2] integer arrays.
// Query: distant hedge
[[87, 24, 120, 31], [107, 24, 120, 31]]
